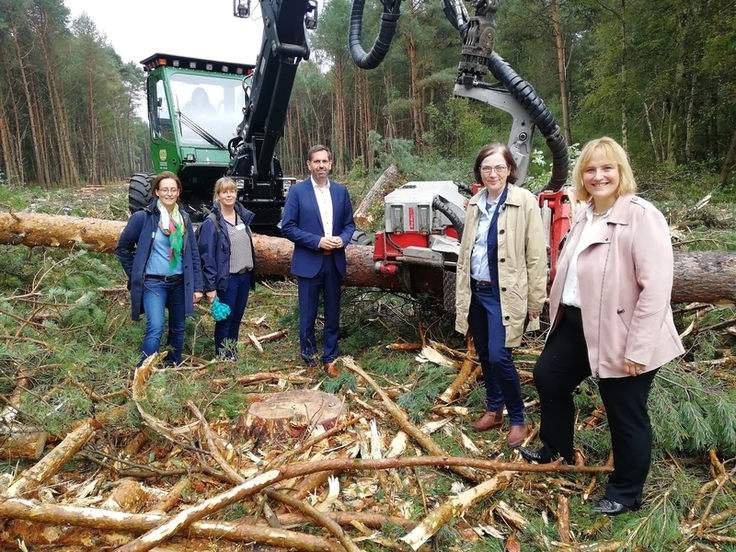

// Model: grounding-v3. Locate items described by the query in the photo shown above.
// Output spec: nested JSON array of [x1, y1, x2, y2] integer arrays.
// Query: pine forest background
[[0, 0, 735, 191]]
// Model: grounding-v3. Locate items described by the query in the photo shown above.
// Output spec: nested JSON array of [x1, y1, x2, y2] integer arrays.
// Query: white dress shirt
[[311, 177, 333, 237]]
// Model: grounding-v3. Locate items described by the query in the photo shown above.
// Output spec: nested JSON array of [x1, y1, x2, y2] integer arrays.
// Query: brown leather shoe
[[324, 361, 339, 378], [469, 408, 504, 431], [507, 423, 528, 448]]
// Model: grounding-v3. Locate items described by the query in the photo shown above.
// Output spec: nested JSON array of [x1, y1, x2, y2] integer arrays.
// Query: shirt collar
[[311, 177, 330, 190]]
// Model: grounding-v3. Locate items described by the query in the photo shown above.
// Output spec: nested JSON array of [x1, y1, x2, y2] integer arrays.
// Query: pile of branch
[[0, 353, 613, 551]]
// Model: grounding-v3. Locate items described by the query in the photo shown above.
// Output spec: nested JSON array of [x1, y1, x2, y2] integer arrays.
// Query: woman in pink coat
[[518, 137, 684, 516]]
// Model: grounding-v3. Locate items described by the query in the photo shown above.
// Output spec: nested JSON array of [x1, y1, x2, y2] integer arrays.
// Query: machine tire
[[129, 173, 155, 213], [350, 230, 373, 246]]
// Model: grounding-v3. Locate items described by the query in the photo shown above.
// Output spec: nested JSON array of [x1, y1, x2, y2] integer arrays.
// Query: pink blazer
[[549, 195, 684, 378]]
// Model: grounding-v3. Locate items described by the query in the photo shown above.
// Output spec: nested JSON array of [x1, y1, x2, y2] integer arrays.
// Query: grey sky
[[64, 0, 263, 66]]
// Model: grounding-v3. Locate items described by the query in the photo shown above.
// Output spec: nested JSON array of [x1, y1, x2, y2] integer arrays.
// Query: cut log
[[240, 390, 345, 442], [1, 419, 98, 499], [0, 425, 47, 460], [2, 212, 736, 303], [0, 498, 339, 551], [0, 212, 402, 290], [354, 163, 399, 227]]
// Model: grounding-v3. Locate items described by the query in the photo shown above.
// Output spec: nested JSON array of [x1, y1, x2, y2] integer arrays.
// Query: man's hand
[[319, 236, 344, 250], [205, 290, 217, 302], [528, 311, 540, 320], [193, 292, 203, 304]]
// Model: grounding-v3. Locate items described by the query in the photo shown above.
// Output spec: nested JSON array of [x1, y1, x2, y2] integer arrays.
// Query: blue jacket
[[198, 202, 257, 293], [115, 200, 203, 321], [280, 178, 355, 278]]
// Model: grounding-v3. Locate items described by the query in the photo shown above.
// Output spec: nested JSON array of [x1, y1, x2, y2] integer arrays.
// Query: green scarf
[[157, 200, 184, 270]]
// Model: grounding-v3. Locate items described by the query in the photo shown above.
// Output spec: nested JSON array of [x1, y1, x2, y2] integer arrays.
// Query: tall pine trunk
[[548, 0, 571, 146], [8, 13, 46, 188], [32, 8, 79, 187]]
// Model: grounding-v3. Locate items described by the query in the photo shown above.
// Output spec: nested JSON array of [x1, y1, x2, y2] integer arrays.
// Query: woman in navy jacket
[[198, 177, 256, 357], [116, 172, 203, 365]]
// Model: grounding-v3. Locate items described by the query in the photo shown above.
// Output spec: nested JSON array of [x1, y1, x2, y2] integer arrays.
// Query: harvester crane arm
[[230, 0, 317, 182], [349, 0, 568, 191]]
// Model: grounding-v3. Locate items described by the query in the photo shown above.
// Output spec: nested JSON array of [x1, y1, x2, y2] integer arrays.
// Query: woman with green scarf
[[116, 172, 204, 365]]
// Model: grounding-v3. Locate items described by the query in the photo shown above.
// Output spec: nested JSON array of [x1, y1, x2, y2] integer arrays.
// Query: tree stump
[[0, 425, 47, 460], [240, 390, 344, 442]]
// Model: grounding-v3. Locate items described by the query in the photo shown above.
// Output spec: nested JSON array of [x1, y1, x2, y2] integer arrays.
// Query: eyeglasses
[[158, 188, 179, 195], [480, 165, 508, 174]]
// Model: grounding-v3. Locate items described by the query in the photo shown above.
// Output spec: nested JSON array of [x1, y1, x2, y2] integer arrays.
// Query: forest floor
[[0, 181, 735, 551]]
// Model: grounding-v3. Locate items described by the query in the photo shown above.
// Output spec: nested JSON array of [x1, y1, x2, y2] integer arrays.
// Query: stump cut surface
[[243, 390, 344, 442]]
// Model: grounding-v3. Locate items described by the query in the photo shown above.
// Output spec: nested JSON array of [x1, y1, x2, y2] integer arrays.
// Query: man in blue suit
[[281, 145, 355, 377]]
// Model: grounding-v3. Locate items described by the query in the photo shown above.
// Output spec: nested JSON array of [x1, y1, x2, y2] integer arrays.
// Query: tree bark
[[8, 11, 46, 188], [353, 163, 399, 227], [548, 0, 571, 146], [720, 126, 736, 187], [31, 6, 79, 187], [0, 499, 339, 551], [0, 212, 735, 303], [1, 419, 98, 499]]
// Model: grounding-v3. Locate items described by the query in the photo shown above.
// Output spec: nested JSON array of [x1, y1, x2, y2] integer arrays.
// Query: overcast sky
[[63, 0, 264, 66]]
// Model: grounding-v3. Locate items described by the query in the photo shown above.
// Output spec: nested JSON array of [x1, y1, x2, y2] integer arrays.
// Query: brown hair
[[152, 171, 182, 193], [213, 177, 237, 204], [473, 142, 518, 185], [572, 137, 637, 201], [307, 144, 332, 162]]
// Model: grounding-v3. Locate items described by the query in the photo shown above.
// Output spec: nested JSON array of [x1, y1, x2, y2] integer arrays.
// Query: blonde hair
[[213, 177, 237, 205], [572, 137, 637, 202]]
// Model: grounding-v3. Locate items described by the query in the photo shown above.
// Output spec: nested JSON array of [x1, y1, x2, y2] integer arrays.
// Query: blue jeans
[[467, 282, 525, 425], [141, 278, 185, 365], [215, 271, 251, 356]]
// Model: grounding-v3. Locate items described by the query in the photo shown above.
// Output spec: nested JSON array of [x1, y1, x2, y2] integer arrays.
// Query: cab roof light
[[172, 59, 180, 67]]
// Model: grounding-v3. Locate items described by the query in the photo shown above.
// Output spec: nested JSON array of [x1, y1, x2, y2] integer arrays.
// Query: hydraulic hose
[[487, 52, 569, 192], [433, 197, 465, 242], [349, 0, 402, 69]]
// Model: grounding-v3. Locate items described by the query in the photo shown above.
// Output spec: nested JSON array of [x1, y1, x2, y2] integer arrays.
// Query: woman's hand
[[528, 311, 540, 320], [206, 290, 217, 302], [624, 358, 645, 377], [193, 292, 203, 304]]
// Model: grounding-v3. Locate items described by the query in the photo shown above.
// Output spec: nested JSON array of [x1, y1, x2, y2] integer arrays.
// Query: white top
[[311, 177, 333, 237], [561, 207, 610, 307]]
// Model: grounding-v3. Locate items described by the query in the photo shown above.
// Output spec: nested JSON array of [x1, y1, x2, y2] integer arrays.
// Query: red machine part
[[538, 187, 574, 281], [373, 226, 459, 274]]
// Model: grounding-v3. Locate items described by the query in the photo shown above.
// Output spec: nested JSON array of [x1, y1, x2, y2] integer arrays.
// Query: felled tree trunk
[[1, 212, 735, 303]]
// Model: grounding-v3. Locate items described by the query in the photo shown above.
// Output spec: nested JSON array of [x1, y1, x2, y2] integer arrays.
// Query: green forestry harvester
[[129, 0, 571, 291], [129, 1, 317, 234]]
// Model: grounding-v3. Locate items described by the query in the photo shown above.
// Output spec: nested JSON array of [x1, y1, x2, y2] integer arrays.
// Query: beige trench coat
[[455, 185, 547, 347]]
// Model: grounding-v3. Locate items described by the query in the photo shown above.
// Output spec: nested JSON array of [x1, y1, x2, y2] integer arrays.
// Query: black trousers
[[533, 305, 657, 507]]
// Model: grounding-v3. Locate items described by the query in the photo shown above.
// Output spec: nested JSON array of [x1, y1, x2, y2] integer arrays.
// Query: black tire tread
[[129, 172, 155, 213]]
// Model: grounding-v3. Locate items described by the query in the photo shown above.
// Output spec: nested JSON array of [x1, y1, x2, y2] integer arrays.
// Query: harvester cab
[[129, 51, 296, 234]]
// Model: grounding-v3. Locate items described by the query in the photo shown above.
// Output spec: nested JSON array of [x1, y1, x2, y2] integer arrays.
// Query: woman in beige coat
[[518, 137, 684, 516], [455, 142, 547, 447]]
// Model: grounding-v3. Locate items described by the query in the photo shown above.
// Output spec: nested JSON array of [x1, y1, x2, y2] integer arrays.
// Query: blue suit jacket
[[280, 178, 355, 278]]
